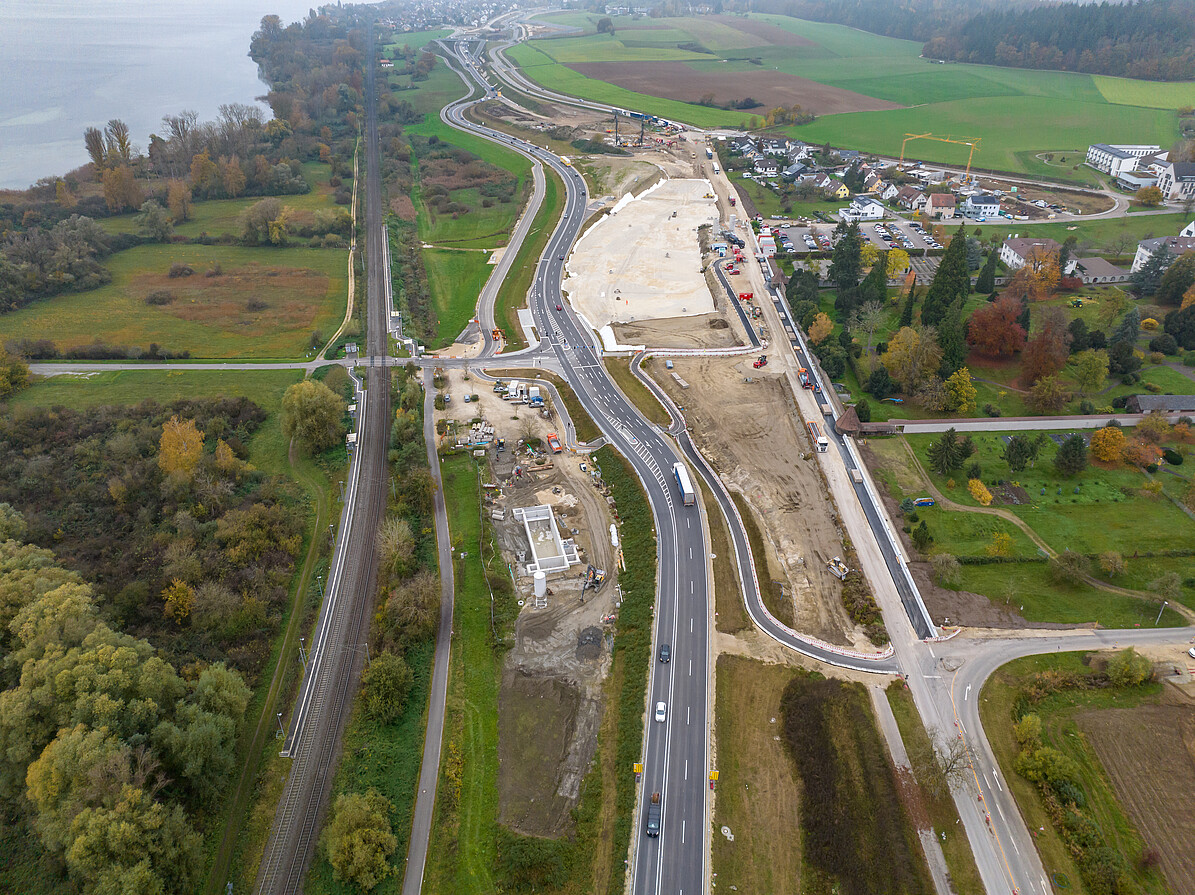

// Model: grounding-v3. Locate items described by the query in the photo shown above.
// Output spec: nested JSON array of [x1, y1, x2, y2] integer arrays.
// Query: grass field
[[865, 432, 1193, 627], [980, 653, 1172, 895], [521, 12, 1187, 179], [422, 248, 492, 348], [712, 656, 803, 894], [0, 244, 346, 358]]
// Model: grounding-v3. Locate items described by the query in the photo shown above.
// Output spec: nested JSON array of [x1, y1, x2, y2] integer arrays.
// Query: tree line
[[924, 0, 1195, 81]]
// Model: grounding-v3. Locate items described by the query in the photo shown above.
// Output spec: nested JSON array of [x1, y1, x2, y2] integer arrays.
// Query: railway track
[[252, 23, 392, 895]]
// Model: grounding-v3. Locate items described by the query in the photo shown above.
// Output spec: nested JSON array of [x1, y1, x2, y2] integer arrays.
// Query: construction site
[[432, 366, 623, 837]]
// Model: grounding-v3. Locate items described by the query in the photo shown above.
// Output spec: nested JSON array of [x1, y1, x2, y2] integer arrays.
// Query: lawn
[[980, 653, 1173, 895], [422, 248, 492, 348], [1, 244, 347, 358], [520, 12, 1187, 180]]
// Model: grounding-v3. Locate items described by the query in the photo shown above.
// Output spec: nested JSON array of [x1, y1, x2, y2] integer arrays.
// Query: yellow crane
[[899, 134, 982, 177]]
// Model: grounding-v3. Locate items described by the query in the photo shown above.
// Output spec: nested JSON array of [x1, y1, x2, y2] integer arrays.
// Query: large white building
[[1131, 235, 1195, 272], [1085, 144, 1161, 178], [1157, 162, 1195, 201], [962, 194, 1000, 218], [999, 237, 1078, 275], [1182, 220, 1195, 237], [839, 196, 885, 221]]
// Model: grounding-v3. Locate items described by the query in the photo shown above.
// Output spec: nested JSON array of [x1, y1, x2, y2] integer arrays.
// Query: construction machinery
[[752, 354, 768, 368], [827, 557, 850, 580], [899, 133, 982, 177]]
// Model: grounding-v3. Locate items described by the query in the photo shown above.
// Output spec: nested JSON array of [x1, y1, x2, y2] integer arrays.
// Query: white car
[[654, 701, 667, 722]]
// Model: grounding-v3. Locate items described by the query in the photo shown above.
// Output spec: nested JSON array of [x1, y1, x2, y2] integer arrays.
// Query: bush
[[1163, 448, 1183, 465], [145, 290, 175, 305], [983, 402, 1002, 417], [1106, 648, 1153, 687], [320, 790, 397, 890], [967, 478, 993, 506], [1149, 333, 1178, 355], [168, 262, 194, 278], [931, 552, 961, 587], [361, 651, 412, 724], [1048, 549, 1089, 585]]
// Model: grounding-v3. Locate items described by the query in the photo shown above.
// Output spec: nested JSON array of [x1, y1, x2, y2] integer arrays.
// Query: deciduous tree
[[808, 312, 833, 344], [1134, 185, 1163, 206], [135, 200, 173, 242], [1028, 373, 1069, 413], [158, 416, 205, 480], [361, 651, 412, 724], [321, 790, 397, 891], [282, 379, 345, 454], [1021, 307, 1071, 384], [967, 296, 1026, 357], [1068, 348, 1109, 395], [1089, 425, 1126, 462], [166, 180, 192, 222], [161, 578, 194, 624], [1155, 251, 1195, 306], [944, 366, 977, 414], [101, 165, 143, 213], [881, 325, 942, 393]]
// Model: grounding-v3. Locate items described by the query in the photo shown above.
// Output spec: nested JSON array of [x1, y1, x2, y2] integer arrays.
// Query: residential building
[[1181, 220, 1195, 237], [760, 138, 790, 156], [1157, 162, 1195, 201], [880, 182, 901, 202], [1131, 235, 1195, 272], [927, 193, 956, 219], [839, 197, 886, 221], [1000, 237, 1077, 274], [754, 158, 780, 177], [826, 181, 850, 200], [896, 185, 926, 210], [962, 194, 1000, 218], [1084, 143, 1161, 178]]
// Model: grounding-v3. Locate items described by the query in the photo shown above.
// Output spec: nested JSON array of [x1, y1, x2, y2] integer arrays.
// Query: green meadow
[[520, 12, 1188, 179]]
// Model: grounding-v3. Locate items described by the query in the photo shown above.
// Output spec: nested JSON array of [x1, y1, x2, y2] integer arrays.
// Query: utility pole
[[1155, 600, 1168, 626]]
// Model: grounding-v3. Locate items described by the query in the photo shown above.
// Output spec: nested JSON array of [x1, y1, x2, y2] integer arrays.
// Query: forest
[[0, 396, 307, 894], [923, 0, 1195, 81], [750, 0, 1195, 81]]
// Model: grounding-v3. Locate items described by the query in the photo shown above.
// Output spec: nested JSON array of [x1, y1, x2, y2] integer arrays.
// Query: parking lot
[[760, 215, 944, 257]]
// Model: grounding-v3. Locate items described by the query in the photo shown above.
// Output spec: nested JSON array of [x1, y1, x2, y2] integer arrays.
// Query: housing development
[[1, 4, 1195, 895]]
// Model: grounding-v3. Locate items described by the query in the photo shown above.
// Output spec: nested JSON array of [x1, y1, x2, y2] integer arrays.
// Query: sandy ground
[[611, 312, 740, 350], [651, 356, 866, 647], [564, 178, 719, 327], [432, 372, 621, 838]]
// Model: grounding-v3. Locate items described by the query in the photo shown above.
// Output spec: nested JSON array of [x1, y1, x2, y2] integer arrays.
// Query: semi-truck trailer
[[672, 462, 696, 506]]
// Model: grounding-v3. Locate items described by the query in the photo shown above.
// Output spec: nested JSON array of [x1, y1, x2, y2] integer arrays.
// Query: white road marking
[[687, 706, 691, 724], [923, 674, 942, 679], [688, 547, 692, 559], [685, 760, 688, 780], [689, 659, 692, 676], [965, 684, 972, 701], [682, 820, 686, 843], [690, 581, 694, 594], [690, 618, 694, 633]]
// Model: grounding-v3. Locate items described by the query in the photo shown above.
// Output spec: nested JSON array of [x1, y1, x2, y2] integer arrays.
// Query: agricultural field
[[981, 652, 1185, 895], [0, 244, 347, 358], [863, 428, 1195, 628], [521, 12, 1189, 179]]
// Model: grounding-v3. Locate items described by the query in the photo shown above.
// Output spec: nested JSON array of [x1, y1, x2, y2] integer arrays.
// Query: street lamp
[[1155, 601, 1168, 626]]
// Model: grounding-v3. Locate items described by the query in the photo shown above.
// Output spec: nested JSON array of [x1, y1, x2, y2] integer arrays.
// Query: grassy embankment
[[602, 358, 672, 427]]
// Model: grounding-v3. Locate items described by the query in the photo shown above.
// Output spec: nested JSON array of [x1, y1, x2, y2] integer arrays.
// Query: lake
[[0, 0, 320, 189]]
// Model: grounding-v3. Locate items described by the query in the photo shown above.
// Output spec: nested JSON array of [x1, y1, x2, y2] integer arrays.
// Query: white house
[[962, 194, 1000, 218], [1181, 220, 1195, 237], [881, 182, 901, 202], [999, 237, 1077, 274], [839, 197, 886, 221], [1084, 144, 1160, 178], [1157, 162, 1195, 201], [1131, 235, 1195, 272], [754, 157, 780, 177], [760, 138, 790, 156]]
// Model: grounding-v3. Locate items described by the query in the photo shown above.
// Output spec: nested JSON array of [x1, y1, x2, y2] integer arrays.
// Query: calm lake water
[[0, 0, 320, 189]]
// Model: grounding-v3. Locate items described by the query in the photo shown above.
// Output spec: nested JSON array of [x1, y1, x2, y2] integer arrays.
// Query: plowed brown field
[[568, 61, 902, 115], [1078, 703, 1195, 895]]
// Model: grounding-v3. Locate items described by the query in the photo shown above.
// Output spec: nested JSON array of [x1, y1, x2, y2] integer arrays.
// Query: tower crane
[[899, 134, 982, 178]]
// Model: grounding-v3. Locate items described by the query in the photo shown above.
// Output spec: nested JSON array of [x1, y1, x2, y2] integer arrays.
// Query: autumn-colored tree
[[104, 119, 132, 163], [1135, 412, 1172, 443], [1021, 307, 1071, 384], [1123, 438, 1162, 468], [882, 326, 943, 392], [860, 241, 880, 270], [986, 532, 1013, 557], [221, 156, 247, 198], [967, 296, 1026, 357], [1069, 348, 1109, 395], [944, 366, 977, 414], [1135, 185, 1164, 207], [1089, 425, 1126, 462], [166, 180, 192, 222], [808, 312, 834, 345], [1027, 373, 1068, 413], [1098, 551, 1125, 578], [162, 579, 194, 624], [886, 247, 910, 278], [83, 126, 107, 170], [101, 165, 143, 213], [0, 348, 31, 399], [189, 150, 221, 196], [1183, 284, 1195, 309], [158, 416, 205, 480], [55, 180, 76, 208]]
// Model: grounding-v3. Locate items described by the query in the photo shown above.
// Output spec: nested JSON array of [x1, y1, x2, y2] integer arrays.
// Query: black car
[[658, 643, 671, 663]]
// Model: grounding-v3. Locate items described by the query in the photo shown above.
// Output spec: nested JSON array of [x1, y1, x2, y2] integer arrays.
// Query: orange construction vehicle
[[546, 433, 562, 453]]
